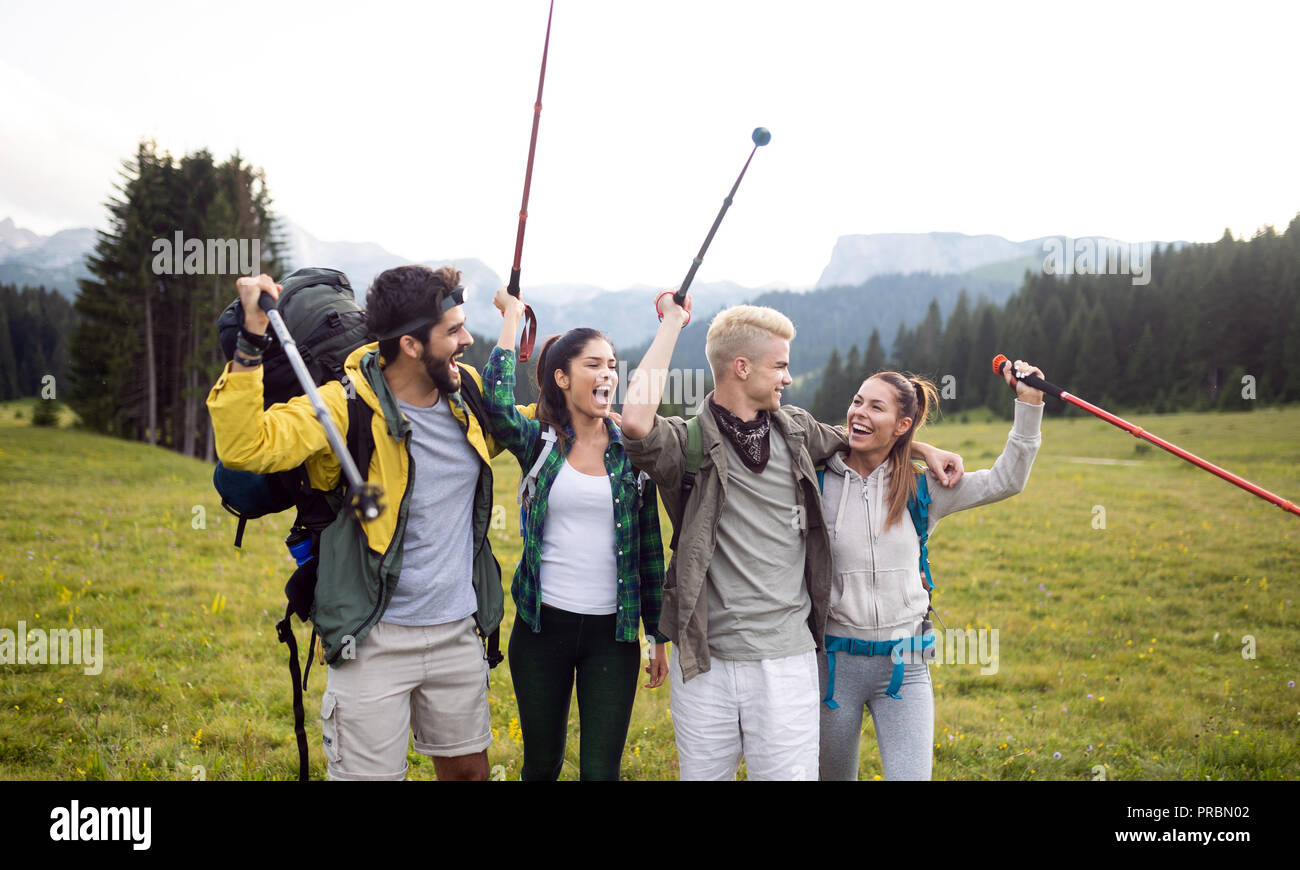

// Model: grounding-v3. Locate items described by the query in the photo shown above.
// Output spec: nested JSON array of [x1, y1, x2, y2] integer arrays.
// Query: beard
[[422, 343, 462, 396]]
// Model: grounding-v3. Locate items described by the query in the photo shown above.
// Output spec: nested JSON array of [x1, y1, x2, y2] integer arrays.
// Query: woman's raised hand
[[1002, 359, 1045, 405], [493, 286, 526, 318]]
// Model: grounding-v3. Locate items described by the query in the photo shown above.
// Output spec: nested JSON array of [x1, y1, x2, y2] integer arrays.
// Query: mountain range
[[1, 216, 1175, 351], [0, 218, 97, 298]]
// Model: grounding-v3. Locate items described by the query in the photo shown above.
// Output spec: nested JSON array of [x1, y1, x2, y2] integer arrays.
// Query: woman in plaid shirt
[[484, 287, 669, 781]]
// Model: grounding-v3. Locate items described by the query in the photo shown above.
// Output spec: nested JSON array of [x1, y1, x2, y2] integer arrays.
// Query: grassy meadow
[[0, 398, 1297, 780]]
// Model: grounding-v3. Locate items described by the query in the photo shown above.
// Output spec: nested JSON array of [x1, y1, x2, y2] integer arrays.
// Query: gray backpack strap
[[518, 424, 558, 510]]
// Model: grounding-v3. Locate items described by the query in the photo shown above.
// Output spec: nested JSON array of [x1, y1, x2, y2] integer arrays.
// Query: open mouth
[[593, 385, 612, 407], [850, 423, 872, 437]]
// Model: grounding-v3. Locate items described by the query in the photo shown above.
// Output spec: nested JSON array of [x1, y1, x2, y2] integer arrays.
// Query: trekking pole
[[505, 0, 554, 362], [672, 127, 771, 308], [259, 292, 384, 521], [992, 354, 1300, 517]]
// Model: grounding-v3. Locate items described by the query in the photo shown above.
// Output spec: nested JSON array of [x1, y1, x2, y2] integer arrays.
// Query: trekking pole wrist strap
[[655, 291, 690, 327]]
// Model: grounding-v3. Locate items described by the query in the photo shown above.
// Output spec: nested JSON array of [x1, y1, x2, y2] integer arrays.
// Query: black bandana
[[709, 397, 771, 473]]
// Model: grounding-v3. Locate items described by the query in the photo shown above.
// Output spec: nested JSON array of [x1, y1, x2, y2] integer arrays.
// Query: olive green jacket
[[622, 394, 848, 681]]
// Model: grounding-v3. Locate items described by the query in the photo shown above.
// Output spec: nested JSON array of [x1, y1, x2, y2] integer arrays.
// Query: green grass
[[1, 402, 1297, 780]]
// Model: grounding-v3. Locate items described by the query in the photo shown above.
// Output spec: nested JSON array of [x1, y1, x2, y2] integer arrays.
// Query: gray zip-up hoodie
[[821, 400, 1044, 642]]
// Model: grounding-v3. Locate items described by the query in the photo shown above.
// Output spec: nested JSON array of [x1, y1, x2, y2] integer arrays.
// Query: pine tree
[[1017, 306, 1049, 373], [1038, 292, 1067, 378], [940, 291, 972, 407], [911, 299, 943, 377], [1284, 291, 1300, 401], [970, 304, 999, 412], [70, 140, 285, 452], [864, 328, 886, 377], [889, 322, 913, 370], [1124, 323, 1159, 408], [0, 289, 17, 399], [812, 348, 844, 423], [1072, 301, 1118, 401], [841, 345, 863, 409]]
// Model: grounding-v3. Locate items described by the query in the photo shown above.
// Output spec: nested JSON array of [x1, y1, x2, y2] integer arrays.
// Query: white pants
[[669, 646, 819, 781]]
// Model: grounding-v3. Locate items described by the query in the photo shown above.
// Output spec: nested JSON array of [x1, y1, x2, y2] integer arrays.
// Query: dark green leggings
[[508, 605, 641, 781]]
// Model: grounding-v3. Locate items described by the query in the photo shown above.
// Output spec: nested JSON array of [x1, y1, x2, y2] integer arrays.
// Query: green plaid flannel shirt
[[483, 346, 666, 643]]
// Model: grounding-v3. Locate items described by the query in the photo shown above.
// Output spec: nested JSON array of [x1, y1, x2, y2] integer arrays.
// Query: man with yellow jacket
[[207, 264, 509, 781]]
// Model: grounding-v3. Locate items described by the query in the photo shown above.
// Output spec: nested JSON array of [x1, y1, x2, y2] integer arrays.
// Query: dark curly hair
[[366, 264, 462, 362]]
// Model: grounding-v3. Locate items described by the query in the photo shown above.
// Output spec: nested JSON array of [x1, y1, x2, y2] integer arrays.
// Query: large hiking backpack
[[217, 267, 369, 408], [213, 267, 371, 780], [214, 267, 371, 548]]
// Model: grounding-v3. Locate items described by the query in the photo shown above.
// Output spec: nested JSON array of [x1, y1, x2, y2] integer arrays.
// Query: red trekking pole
[[992, 354, 1300, 517], [505, 0, 554, 362]]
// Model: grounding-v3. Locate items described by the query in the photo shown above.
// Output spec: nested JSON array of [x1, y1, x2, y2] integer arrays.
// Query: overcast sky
[[2, 0, 1297, 289]]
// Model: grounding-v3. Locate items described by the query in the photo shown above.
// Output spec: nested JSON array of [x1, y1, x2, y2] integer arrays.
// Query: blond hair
[[705, 305, 796, 380]]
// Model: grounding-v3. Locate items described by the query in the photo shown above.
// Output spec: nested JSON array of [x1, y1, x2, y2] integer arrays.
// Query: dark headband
[[377, 285, 466, 341]]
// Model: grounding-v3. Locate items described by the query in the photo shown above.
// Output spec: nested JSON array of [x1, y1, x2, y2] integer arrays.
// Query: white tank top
[[538, 459, 618, 614]]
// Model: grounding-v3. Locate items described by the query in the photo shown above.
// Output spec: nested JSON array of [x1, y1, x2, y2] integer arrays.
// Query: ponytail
[[869, 371, 940, 530]]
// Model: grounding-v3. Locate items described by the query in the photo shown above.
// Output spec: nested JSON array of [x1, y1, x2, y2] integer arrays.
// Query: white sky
[[2, 0, 1298, 289]]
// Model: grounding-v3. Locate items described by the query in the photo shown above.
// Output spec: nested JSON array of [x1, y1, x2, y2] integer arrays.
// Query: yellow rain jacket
[[206, 341, 518, 662]]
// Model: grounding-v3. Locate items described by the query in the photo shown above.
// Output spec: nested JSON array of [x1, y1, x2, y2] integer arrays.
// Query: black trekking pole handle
[[990, 354, 1062, 399], [258, 291, 384, 522]]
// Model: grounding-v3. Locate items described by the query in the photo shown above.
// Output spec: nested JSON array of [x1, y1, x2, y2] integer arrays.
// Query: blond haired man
[[620, 295, 962, 780]]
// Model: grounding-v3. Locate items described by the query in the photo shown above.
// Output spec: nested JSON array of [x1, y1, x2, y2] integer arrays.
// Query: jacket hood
[[344, 342, 405, 440], [343, 341, 492, 463]]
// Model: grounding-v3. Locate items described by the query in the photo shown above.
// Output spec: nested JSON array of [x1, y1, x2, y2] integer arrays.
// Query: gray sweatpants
[[817, 648, 933, 781]]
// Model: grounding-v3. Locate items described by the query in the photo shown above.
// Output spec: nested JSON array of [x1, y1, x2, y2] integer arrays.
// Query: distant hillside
[[619, 267, 1026, 409], [805, 218, 1300, 423], [816, 231, 1181, 290], [279, 223, 757, 347], [0, 218, 95, 298]]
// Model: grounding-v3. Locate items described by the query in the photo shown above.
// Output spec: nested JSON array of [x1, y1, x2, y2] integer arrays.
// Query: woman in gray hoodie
[[818, 360, 1045, 780]]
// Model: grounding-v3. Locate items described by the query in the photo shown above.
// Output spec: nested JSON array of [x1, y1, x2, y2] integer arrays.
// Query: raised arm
[[621, 292, 692, 441], [207, 274, 346, 475], [481, 287, 541, 459], [928, 359, 1045, 521]]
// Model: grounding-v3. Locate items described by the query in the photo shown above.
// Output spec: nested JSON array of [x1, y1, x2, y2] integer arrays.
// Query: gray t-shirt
[[382, 396, 479, 626], [705, 431, 814, 660]]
